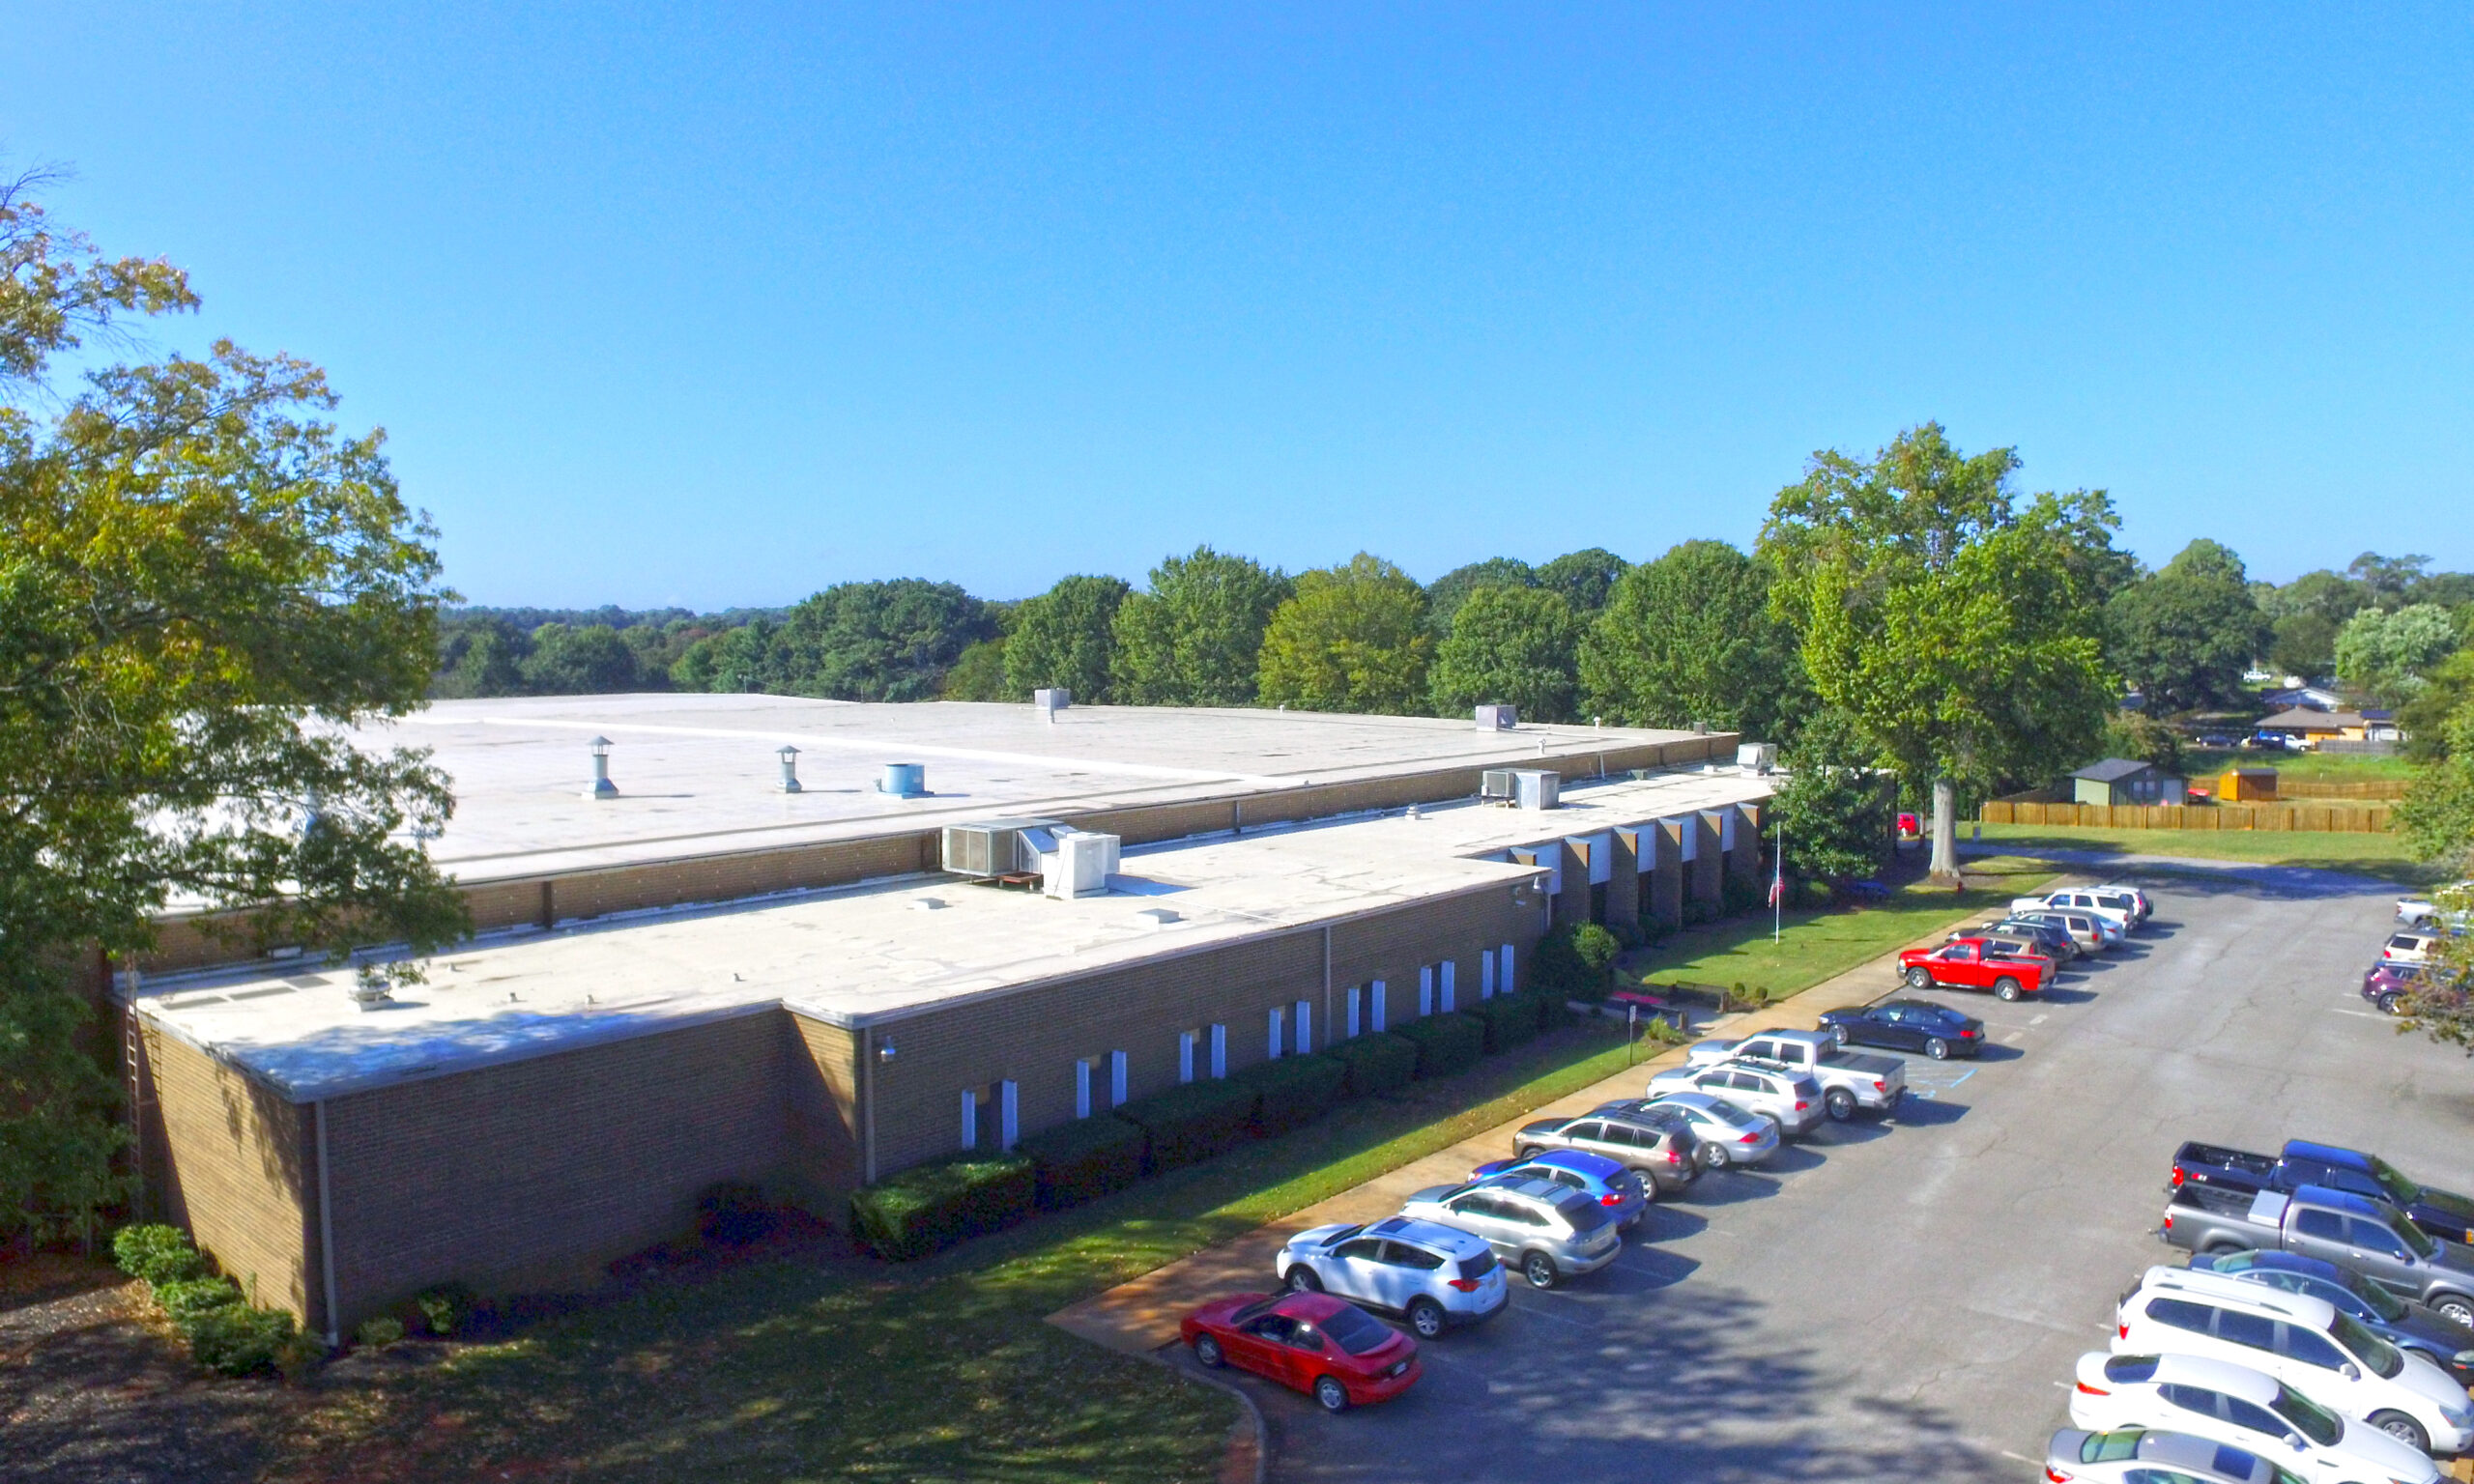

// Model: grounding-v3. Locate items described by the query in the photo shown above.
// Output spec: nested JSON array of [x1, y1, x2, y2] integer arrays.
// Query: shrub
[[1016, 1115, 1148, 1210], [414, 1284, 478, 1337], [1231, 1054, 1348, 1137], [1722, 874, 1764, 916], [1530, 922, 1622, 1001], [154, 1276, 244, 1320], [112, 1224, 207, 1286], [183, 1302, 297, 1377], [849, 1154, 1037, 1262], [1395, 1013, 1485, 1079], [1682, 899, 1715, 927], [1468, 993, 1540, 1053], [1328, 1032, 1417, 1098], [1520, 988, 1571, 1033], [354, 1315, 406, 1349], [696, 1181, 775, 1247], [1117, 1077, 1257, 1172]]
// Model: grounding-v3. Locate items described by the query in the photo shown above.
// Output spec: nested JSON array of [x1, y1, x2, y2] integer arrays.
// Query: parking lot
[[1172, 866, 2458, 1482]]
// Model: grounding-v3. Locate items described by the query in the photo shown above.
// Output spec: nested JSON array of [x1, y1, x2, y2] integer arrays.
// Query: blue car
[[1468, 1149, 1648, 1230]]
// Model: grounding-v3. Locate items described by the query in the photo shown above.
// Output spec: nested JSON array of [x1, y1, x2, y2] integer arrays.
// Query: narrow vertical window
[[1294, 1000, 1312, 1055], [1346, 985, 1362, 1039], [1481, 953, 1496, 1000], [1419, 965, 1433, 1017], [1440, 961, 1456, 1013], [1268, 1005, 1285, 1060], [1501, 943, 1516, 993], [1075, 1059, 1092, 1120], [1370, 981, 1387, 1032], [998, 1080, 1019, 1151], [1109, 1049, 1128, 1107], [1210, 1023, 1227, 1078], [960, 1089, 978, 1151], [1179, 1032, 1196, 1084]]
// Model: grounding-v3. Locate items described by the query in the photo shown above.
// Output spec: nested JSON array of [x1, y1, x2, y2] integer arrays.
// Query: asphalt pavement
[[1172, 865, 2457, 1483]]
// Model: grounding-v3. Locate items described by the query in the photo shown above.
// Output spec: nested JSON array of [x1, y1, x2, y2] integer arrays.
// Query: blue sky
[[7, 4, 2469, 607]]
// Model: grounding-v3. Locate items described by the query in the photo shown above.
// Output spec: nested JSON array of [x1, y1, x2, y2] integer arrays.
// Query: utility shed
[[2217, 767, 2278, 802], [2069, 758, 2179, 806]]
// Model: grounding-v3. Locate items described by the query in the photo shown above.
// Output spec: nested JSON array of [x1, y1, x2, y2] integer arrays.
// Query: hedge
[[1328, 1032, 1417, 1098], [110, 1223, 315, 1378], [1518, 988, 1571, 1034], [1016, 1114, 1148, 1210], [1231, 1053, 1349, 1137], [1118, 1077, 1258, 1172], [187, 1303, 300, 1377], [849, 1153, 1036, 1262], [1395, 1012, 1486, 1079], [113, 1224, 207, 1286], [1468, 992, 1539, 1053]]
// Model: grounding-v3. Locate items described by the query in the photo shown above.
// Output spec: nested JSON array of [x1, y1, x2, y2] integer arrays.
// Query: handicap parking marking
[[1902, 1065, 1976, 1101]]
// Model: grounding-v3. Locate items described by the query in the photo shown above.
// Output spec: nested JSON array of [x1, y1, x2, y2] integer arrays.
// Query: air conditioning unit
[[1474, 704, 1517, 731], [1481, 769, 1519, 803], [1044, 830, 1120, 899], [1736, 742, 1778, 776], [941, 818, 1065, 878], [1511, 769, 1560, 811]]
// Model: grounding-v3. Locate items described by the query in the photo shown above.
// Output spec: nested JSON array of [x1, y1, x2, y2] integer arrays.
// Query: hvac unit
[[1481, 769, 1519, 803], [1736, 742, 1778, 776], [940, 818, 1064, 878], [1511, 769, 1560, 811], [1044, 830, 1120, 899], [1473, 704, 1517, 731]]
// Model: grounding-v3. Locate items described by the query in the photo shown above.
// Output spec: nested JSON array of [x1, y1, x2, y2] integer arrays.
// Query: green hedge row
[[1329, 1032, 1418, 1096], [1017, 1114, 1148, 1210], [1232, 1053, 1349, 1137], [849, 1154, 1036, 1262], [1469, 992, 1541, 1053], [1395, 1011, 1486, 1078], [1120, 1076, 1257, 1171], [111, 1224, 315, 1378]]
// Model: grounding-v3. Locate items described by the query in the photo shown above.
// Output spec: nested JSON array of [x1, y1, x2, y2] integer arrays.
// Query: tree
[[768, 579, 995, 701], [2334, 604, 2459, 706], [1579, 539, 1811, 741], [2269, 612, 2343, 680], [2397, 880, 2474, 1054], [2399, 649, 2474, 764], [520, 622, 642, 695], [2103, 539, 2271, 715], [671, 618, 783, 693], [2101, 711, 2185, 774], [1256, 554, 1432, 714], [1765, 708, 1896, 886], [2347, 552, 2432, 609], [1110, 546, 1291, 706], [2395, 698, 2474, 870], [432, 616, 531, 698], [939, 637, 1015, 701], [1004, 574, 1129, 703], [1536, 548, 1629, 616], [1423, 556, 1537, 638], [1426, 585, 1580, 723], [2, 171, 468, 1241], [1758, 422, 2122, 882]]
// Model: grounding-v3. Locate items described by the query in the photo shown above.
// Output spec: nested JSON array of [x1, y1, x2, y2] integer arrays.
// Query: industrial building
[[116, 695, 1772, 1340]]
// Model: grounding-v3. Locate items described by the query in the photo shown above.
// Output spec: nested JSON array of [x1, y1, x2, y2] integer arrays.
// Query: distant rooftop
[[133, 768, 1772, 1100], [2070, 757, 2157, 784], [357, 695, 1708, 883]]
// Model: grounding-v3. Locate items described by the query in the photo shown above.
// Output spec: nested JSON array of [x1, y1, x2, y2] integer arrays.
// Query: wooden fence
[[1981, 801, 2392, 833], [2274, 779, 2408, 801]]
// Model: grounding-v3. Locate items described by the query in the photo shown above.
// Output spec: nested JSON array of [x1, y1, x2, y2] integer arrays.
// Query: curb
[[1140, 1341, 1268, 1484]]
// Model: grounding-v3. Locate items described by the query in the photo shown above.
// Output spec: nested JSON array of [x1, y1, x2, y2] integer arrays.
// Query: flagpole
[[1772, 819, 1784, 944]]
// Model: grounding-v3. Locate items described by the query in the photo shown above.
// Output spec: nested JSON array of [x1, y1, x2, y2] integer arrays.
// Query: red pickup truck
[[1895, 937, 2052, 1001]]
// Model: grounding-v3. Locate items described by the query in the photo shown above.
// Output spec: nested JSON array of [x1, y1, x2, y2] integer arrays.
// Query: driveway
[[1165, 867, 2458, 1482]]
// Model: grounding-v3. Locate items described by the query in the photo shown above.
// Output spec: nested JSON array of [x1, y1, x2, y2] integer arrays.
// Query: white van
[[2115, 1267, 2474, 1455]]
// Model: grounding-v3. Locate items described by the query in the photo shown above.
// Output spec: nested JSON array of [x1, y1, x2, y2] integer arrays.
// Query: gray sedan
[[1398, 1175, 1625, 1290], [1631, 1091, 1780, 1170]]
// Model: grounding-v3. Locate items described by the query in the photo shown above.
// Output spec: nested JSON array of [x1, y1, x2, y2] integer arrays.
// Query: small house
[[2256, 708, 2366, 750], [2262, 685, 2345, 712], [2217, 767, 2278, 802], [2070, 758, 2183, 807]]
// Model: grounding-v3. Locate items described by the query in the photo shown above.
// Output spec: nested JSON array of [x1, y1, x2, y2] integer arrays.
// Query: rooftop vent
[[1737, 742, 1777, 776], [942, 818, 1065, 878], [1474, 703, 1517, 731], [878, 762, 928, 797], [1511, 769, 1560, 811], [1034, 688, 1070, 721]]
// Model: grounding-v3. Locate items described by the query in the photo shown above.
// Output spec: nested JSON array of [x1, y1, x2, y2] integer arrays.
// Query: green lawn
[[1621, 854, 2057, 1003], [1973, 821, 2441, 887], [2183, 748, 2415, 783], [268, 882, 2028, 1484]]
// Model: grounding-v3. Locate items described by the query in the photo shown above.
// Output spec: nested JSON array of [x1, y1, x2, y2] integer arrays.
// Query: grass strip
[[1971, 822, 2439, 887]]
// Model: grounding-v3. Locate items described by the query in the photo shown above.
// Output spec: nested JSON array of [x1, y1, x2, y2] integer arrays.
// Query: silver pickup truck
[[1683, 1029, 1907, 1121]]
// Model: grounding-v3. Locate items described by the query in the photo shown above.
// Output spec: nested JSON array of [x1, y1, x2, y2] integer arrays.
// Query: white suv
[[2068, 1352, 2438, 1484], [2115, 1267, 2474, 1455], [1275, 1215, 1508, 1339]]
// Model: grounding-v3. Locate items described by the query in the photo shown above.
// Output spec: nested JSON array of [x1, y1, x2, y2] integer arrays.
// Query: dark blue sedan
[[1816, 999, 1984, 1060], [2189, 1247, 2474, 1384]]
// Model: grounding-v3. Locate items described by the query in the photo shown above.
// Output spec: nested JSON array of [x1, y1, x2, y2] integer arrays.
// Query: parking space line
[[2328, 1008, 2387, 1020], [1506, 1298, 1590, 1327], [2028, 1013, 2048, 1025]]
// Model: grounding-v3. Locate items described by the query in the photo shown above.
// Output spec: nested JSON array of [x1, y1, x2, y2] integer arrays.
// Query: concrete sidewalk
[[1048, 908, 2015, 1357]]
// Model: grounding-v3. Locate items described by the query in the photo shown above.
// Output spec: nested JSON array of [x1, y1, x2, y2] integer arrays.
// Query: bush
[[112, 1224, 207, 1286], [154, 1276, 244, 1320], [1468, 993, 1540, 1053], [1231, 1054, 1349, 1137], [1722, 874, 1764, 917], [183, 1302, 297, 1377], [354, 1315, 406, 1349], [414, 1284, 478, 1337], [1682, 899, 1715, 927], [849, 1154, 1037, 1262], [696, 1181, 776, 1247], [1520, 988, 1571, 1033], [1117, 1077, 1257, 1173], [1328, 1032, 1417, 1098], [1016, 1115, 1148, 1210], [1395, 1013, 1485, 1079], [1530, 922, 1622, 1001]]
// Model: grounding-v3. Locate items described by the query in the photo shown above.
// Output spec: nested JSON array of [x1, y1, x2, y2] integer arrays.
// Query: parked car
[[1510, 1108, 1703, 1193], [2363, 961, 2429, 1014], [1183, 1290, 1422, 1413], [2114, 1266, 2474, 1453], [2011, 907, 2115, 954], [2044, 1427, 2308, 1484], [2067, 1351, 2439, 1484], [1896, 937, 2054, 1001], [2382, 932, 2442, 966], [1467, 1150, 1649, 1228], [2156, 1184, 2474, 1327], [1275, 1215, 1509, 1338], [2015, 889, 2138, 931], [2187, 1249, 2474, 1385], [1631, 1090, 1780, 1169], [2169, 1139, 2474, 1246], [1680, 1028, 1908, 1121], [1980, 916, 2083, 961], [1397, 1176, 1625, 1290], [1816, 999, 1985, 1059], [1644, 1062, 1825, 1139], [2086, 884, 2155, 923], [2396, 888, 2471, 928]]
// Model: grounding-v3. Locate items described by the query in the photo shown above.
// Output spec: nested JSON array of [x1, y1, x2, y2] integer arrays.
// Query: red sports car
[[1181, 1291, 1421, 1413]]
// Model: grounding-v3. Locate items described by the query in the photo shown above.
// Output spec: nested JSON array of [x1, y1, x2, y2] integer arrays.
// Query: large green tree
[[520, 622, 642, 695], [1425, 585, 1580, 723], [1536, 547, 1629, 616], [1110, 546, 1291, 706], [2334, 604, 2460, 706], [1, 171, 468, 1241], [1579, 539, 1811, 741], [1004, 574, 1130, 703], [1766, 707, 1897, 886], [1423, 556, 1537, 638], [767, 579, 995, 701], [2103, 539, 2270, 715], [1256, 554, 1432, 714], [1758, 422, 2122, 881]]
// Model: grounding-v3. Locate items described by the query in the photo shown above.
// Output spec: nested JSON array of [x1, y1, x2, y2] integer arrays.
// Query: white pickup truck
[[1683, 1029, 1907, 1121]]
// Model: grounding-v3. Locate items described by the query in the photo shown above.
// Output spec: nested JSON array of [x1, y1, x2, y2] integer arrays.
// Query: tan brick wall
[[1607, 828, 1641, 930], [786, 1014, 864, 1207], [1649, 818, 1683, 928], [1689, 813, 1722, 907], [140, 1028, 315, 1321]]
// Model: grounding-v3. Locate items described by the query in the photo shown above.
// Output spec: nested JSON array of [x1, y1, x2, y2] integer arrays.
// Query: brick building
[[117, 696, 1770, 1340]]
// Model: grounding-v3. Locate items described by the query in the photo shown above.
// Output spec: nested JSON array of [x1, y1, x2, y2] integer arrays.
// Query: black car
[[1987, 918, 2080, 961], [2189, 1247, 2474, 1384], [1817, 1000, 1985, 1060]]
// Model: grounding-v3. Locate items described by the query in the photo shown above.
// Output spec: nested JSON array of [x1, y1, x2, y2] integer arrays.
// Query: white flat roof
[[135, 769, 1771, 1101], [346, 696, 1703, 883]]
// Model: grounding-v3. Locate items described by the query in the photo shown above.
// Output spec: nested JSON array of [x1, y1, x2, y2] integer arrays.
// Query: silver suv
[[1645, 1061, 1825, 1138], [1275, 1215, 1508, 1338], [1510, 1107, 1702, 1194], [1399, 1176, 1625, 1289]]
